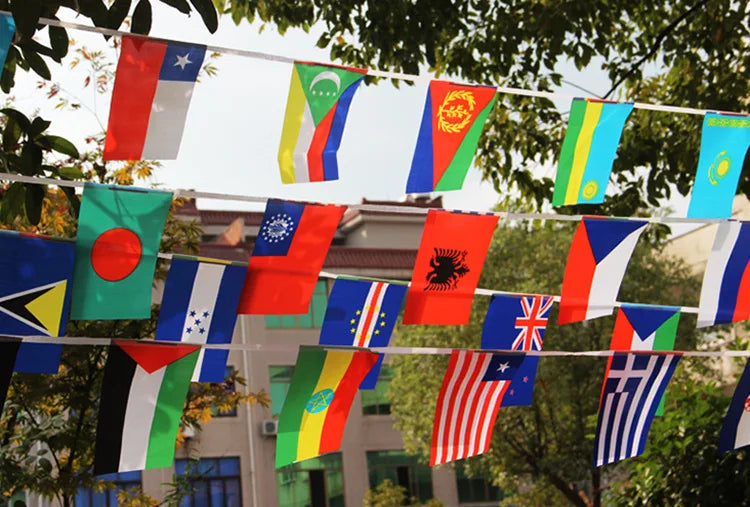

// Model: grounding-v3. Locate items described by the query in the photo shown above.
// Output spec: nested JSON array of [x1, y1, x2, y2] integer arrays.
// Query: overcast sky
[[11, 4, 693, 229]]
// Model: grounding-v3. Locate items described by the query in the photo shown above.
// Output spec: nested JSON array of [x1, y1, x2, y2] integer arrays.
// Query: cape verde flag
[[558, 218, 647, 324], [719, 358, 750, 453], [594, 353, 680, 466], [319, 278, 407, 389], [481, 294, 554, 406], [155, 258, 245, 382], [104, 36, 206, 160], [697, 221, 750, 328]]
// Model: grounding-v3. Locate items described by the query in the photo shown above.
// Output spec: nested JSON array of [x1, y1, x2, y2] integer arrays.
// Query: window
[[276, 453, 344, 507], [366, 450, 432, 503], [265, 280, 327, 329], [362, 364, 393, 415], [75, 471, 141, 507], [269, 365, 294, 417], [214, 365, 237, 417], [455, 467, 506, 504], [175, 457, 242, 507]]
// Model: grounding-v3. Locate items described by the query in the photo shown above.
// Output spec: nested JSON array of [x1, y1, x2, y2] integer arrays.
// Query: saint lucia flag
[[104, 36, 206, 160], [720, 358, 750, 453], [155, 257, 245, 382], [558, 218, 647, 324], [0, 232, 75, 373]]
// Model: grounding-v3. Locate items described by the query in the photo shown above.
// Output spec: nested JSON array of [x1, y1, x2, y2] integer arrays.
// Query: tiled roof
[[199, 210, 264, 225], [196, 243, 417, 269]]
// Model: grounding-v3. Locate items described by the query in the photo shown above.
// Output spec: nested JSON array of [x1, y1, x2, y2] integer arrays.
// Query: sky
[[11, 3, 694, 225]]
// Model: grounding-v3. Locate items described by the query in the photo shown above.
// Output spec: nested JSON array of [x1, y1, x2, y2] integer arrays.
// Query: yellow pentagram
[[708, 150, 731, 186], [581, 180, 599, 200], [305, 389, 334, 414]]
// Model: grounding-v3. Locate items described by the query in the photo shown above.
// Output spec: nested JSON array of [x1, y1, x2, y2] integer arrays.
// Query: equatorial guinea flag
[[70, 184, 172, 320], [403, 210, 498, 325], [94, 340, 199, 475], [557, 217, 647, 324], [278, 61, 367, 184], [103, 36, 206, 160], [237, 199, 345, 314], [719, 358, 750, 453]]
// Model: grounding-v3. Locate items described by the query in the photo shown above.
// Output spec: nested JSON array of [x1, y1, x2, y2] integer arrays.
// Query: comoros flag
[[557, 217, 647, 324], [278, 61, 366, 184], [319, 278, 407, 389], [155, 257, 245, 382], [104, 35, 206, 161], [697, 221, 750, 328], [406, 80, 497, 193]]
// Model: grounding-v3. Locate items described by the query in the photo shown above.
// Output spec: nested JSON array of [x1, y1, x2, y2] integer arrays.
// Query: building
[[73, 196, 504, 507]]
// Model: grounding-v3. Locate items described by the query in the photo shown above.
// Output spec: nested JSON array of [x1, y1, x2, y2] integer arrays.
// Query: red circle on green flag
[[91, 228, 142, 281]]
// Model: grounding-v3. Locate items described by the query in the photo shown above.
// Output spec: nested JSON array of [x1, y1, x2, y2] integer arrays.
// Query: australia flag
[[481, 294, 554, 406]]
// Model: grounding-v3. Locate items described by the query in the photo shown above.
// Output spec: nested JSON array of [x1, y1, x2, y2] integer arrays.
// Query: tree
[[388, 221, 705, 506], [218, 0, 749, 215]]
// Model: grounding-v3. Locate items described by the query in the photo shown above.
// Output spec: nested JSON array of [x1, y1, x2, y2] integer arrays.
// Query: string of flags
[[0, 13, 748, 217]]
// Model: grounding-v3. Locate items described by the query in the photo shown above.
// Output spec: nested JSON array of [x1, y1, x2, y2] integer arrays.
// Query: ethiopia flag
[[276, 346, 379, 468], [552, 98, 634, 206], [278, 61, 366, 184], [406, 80, 497, 193], [94, 340, 199, 475], [70, 184, 172, 320]]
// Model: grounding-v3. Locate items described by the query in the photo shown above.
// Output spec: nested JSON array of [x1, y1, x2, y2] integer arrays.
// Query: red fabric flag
[[403, 210, 498, 324], [237, 199, 345, 314]]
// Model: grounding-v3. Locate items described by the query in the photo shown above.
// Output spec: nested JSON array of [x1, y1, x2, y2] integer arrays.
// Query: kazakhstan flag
[[687, 113, 750, 218]]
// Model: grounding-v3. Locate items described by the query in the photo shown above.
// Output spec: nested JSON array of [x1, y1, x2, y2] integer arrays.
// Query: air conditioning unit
[[261, 419, 278, 436]]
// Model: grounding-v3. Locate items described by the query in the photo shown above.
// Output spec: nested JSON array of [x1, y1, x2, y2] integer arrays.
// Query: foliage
[[389, 221, 704, 507], [219, 0, 750, 215], [363, 478, 444, 507]]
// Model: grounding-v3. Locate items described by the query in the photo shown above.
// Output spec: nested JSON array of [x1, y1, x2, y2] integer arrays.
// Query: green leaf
[[189, 0, 218, 33], [61, 186, 80, 218], [20, 45, 51, 80], [1, 108, 31, 135], [29, 116, 50, 138], [56, 166, 84, 180], [2, 117, 21, 150], [23, 182, 45, 225], [0, 181, 25, 222], [48, 24, 69, 60], [10, 0, 42, 40], [19, 142, 42, 175], [131, 0, 152, 35], [37, 135, 80, 159], [0, 46, 19, 93], [107, 0, 132, 29], [159, 0, 191, 14]]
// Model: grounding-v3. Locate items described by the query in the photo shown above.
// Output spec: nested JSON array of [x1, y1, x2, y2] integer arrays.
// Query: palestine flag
[[94, 340, 199, 475]]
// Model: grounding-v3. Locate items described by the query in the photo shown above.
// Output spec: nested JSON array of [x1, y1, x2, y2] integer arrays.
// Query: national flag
[[481, 294, 554, 406], [593, 352, 681, 466], [558, 218, 647, 324], [94, 340, 199, 475], [0, 337, 21, 412], [276, 346, 379, 468], [0, 13, 15, 77], [155, 257, 245, 382], [0, 232, 75, 373], [406, 81, 497, 193], [430, 350, 524, 466], [318, 278, 407, 389], [278, 61, 367, 183], [103, 35, 206, 160], [697, 221, 750, 328], [687, 113, 750, 218], [719, 358, 750, 452], [403, 210, 498, 325], [552, 98, 634, 206], [237, 199, 345, 315], [70, 184, 172, 320]]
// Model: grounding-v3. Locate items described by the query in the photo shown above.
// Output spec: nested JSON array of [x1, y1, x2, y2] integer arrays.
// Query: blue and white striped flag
[[719, 358, 750, 452], [593, 352, 681, 466], [155, 258, 245, 382]]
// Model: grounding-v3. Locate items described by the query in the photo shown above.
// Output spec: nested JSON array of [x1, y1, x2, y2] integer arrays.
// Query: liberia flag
[[430, 350, 524, 466], [104, 36, 205, 160]]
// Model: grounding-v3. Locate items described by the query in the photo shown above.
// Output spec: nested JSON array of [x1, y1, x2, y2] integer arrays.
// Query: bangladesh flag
[[70, 184, 172, 320]]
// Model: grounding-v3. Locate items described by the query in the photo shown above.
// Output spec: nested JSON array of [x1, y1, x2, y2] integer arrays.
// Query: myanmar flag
[[278, 61, 366, 184], [276, 346, 379, 468], [94, 340, 199, 475], [70, 184, 172, 320], [406, 80, 497, 193]]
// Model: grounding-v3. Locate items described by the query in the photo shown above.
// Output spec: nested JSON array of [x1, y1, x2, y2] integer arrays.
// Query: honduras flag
[[481, 294, 554, 406], [719, 358, 750, 453], [319, 278, 406, 389], [155, 258, 245, 382]]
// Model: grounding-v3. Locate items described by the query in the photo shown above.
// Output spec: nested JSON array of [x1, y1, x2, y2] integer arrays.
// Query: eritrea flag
[[70, 184, 172, 320]]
